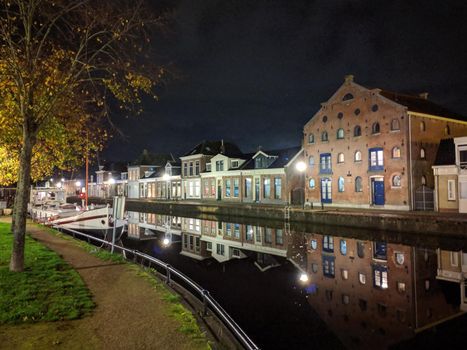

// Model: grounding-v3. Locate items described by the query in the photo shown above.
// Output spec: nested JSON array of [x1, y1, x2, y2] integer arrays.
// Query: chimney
[[344, 74, 354, 83], [220, 139, 225, 154], [419, 92, 429, 100]]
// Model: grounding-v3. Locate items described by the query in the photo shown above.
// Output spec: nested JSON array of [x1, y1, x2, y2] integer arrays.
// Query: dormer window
[[231, 160, 239, 168]]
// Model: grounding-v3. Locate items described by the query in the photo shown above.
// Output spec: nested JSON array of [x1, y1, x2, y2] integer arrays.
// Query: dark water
[[118, 211, 467, 350]]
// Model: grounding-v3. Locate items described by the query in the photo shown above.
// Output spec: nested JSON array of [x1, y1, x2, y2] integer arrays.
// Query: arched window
[[337, 153, 345, 163], [338, 177, 345, 192], [392, 175, 401, 187], [309, 178, 315, 189], [421, 175, 427, 186], [309, 156, 315, 168], [343, 93, 354, 101], [354, 150, 362, 162], [420, 121, 426, 132], [321, 131, 328, 142], [391, 119, 400, 131], [308, 133, 314, 144], [337, 128, 344, 139], [372, 122, 380, 134], [445, 125, 450, 135], [355, 176, 363, 192], [420, 147, 426, 159], [354, 125, 361, 137], [392, 146, 401, 159]]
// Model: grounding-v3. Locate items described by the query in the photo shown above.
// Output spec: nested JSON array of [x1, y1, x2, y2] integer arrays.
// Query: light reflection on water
[[121, 210, 467, 350]]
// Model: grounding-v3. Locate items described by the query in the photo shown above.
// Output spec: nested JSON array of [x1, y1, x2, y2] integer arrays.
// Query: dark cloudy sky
[[103, 0, 467, 162]]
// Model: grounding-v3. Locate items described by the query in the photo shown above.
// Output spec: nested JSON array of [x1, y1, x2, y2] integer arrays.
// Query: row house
[[303, 75, 467, 210], [127, 164, 160, 199], [139, 161, 182, 200], [179, 140, 243, 199], [201, 147, 304, 205], [432, 136, 467, 213], [304, 233, 462, 348], [436, 248, 467, 311]]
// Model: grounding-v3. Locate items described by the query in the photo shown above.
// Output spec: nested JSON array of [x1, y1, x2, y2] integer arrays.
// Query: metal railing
[[53, 225, 260, 350]]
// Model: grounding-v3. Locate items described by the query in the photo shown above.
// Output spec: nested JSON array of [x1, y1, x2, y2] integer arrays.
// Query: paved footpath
[[0, 219, 209, 350]]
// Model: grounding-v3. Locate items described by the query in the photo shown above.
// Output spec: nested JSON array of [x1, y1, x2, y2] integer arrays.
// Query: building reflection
[[125, 211, 465, 349]]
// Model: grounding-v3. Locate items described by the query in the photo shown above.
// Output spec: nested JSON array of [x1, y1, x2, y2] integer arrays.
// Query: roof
[[379, 90, 466, 122], [182, 140, 244, 158], [241, 146, 302, 169], [434, 138, 456, 166]]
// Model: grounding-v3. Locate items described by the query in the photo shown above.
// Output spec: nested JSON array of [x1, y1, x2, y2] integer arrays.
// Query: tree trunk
[[9, 123, 35, 272]]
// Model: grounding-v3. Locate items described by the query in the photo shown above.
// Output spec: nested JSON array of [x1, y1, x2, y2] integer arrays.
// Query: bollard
[[166, 265, 171, 284]]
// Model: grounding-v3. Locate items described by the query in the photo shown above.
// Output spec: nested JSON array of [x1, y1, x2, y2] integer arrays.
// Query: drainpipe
[[408, 113, 414, 210]]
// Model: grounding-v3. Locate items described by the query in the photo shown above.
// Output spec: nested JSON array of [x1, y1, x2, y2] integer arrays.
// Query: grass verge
[[0, 223, 94, 324]]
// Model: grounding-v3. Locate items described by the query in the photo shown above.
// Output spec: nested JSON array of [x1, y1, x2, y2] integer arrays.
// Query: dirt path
[[0, 219, 209, 350]]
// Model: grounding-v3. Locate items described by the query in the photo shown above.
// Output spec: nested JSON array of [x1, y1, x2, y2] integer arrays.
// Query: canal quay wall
[[82, 197, 467, 237]]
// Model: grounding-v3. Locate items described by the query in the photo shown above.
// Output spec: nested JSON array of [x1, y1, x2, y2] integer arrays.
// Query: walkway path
[[0, 219, 210, 350]]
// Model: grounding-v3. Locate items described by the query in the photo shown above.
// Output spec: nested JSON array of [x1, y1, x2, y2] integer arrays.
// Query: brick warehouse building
[[303, 75, 467, 210]]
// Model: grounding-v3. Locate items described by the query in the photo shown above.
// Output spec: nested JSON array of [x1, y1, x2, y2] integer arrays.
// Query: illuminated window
[[420, 147, 426, 159], [308, 133, 315, 144], [354, 125, 361, 137], [369, 148, 384, 171], [448, 180, 456, 200], [340, 239, 347, 255], [392, 175, 401, 187], [310, 239, 318, 250], [373, 266, 388, 289], [354, 150, 362, 162], [337, 128, 344, 139], [421, 175, 427, 186], [323, 235, 334, 252], [337, 153, 345, 163], [341, 269, 349, 280], [397, 282, 406, 293], [309, 178, 315, 189], [420, 121, 426, 131], [338, 177, 345, 192], [392, 146, 401, 159], [358, 273, 366, 284]]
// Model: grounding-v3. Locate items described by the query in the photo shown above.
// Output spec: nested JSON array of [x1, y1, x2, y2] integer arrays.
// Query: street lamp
[[299, 272, 309, 283], [295, 160, 306, 172], [75, 181, 81, 187]]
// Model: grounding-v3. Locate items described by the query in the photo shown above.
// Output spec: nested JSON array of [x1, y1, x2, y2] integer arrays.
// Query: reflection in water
[[124, 211, 467, 349]]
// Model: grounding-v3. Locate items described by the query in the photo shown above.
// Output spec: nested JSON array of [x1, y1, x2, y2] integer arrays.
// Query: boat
[[46, 205, 125, 236], [29, 187, 75, 222]]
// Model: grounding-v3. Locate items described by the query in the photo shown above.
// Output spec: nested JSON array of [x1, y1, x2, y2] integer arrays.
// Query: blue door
[[372, 179, 385, 205], [321, 178, 332, 203]]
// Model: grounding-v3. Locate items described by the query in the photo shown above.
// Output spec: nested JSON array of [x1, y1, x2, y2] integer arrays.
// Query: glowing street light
[[108, 178, 116, 185], [75, 181, 81, 187], [61, 177, 65, 182], [299, 272, 309, 283], [162, 173, 170, 181], [162, 237, 170, 246], [295, 160, 306, 172]]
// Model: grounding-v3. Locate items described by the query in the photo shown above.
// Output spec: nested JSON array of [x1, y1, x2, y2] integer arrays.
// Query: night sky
[[103, 0, 467, 162]]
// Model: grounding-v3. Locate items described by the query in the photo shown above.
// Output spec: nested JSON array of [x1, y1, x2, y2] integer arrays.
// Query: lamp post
[[290, 160, 307, 207]]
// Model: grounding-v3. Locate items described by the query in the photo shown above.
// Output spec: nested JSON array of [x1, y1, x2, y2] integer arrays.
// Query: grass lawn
[[0, 223, 94, 324]]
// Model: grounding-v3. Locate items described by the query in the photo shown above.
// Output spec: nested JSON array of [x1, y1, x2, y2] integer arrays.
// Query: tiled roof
[[182, 140, 243, 158], [240, 146, 302, 169], [434, 138, 456, 166], [379, 90, 466, 122]]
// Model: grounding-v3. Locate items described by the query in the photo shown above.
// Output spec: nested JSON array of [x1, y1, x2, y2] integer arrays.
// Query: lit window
[[321, 131, 328, 142], [450, 251, 459, 266], [323, 235, 334, 252], [369, 148, 384, 171], [359, 273, 366, 284], [354, 150, 362, 162], [372, 122, 380, 134], [448, 180, 456, 200], [391, 119, 400, 131], [309, 156, 315, 168], [354, 125, 361, 137], [341, 269, 349, 280], [355, 176, 363, 192], [337, 128, 344, 139], [392, 175, 401, 187], [308, 133, 315, 144], [392, 146, 401, 159], [374, 266, 388, 289], [263, 178, 271, 198], [310, 239, 318, 250], [309, 178, 315, 189], [340, 239, 347, 255], [421, 175, 427, 186], [337, 153, 345, 163], [420, 121, 426, 131], [338, 177, 345, 192], [395, 252, 404, 265], [420, 147, 426, 159]]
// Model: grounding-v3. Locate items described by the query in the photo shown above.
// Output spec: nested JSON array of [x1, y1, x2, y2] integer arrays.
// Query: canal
[[115, 210, 467, 349]]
